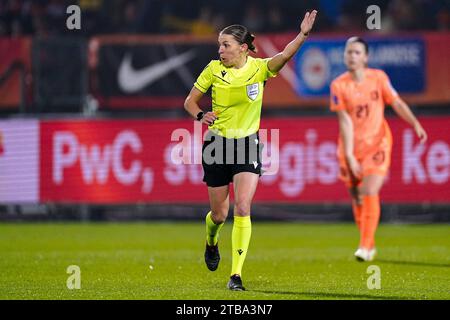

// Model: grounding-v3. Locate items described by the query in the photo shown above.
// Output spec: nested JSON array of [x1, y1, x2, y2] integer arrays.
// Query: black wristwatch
[[196, 111, 204, 121]]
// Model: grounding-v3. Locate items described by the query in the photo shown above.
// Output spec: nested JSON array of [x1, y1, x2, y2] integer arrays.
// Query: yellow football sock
[[205, 211, 224, 246], [231, 215, 252, 276]]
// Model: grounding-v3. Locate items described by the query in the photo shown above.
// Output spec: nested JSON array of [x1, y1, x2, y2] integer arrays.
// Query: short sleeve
[[379, 70, 398, 106], [194, 62, 213, 93], [330, 80, 346, 112], [260, 58, 278, 80]]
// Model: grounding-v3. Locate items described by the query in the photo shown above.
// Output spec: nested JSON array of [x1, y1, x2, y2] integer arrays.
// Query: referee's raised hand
[[202, 111, 218, 126], [300, 10, 318, 36]]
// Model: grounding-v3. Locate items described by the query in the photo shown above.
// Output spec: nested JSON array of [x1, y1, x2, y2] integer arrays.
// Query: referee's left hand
[[202, 112, 218, 126]]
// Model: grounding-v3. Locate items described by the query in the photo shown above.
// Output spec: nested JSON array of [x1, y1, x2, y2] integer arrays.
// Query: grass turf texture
[[0, 222, 449, 300]]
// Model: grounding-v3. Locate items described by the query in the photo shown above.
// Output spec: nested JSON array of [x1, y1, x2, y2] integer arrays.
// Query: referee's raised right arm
[[267, 10, 317, 74]]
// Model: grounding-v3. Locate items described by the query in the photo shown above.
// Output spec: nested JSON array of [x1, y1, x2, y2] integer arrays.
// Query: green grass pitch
[[0, 222, 449, 300]]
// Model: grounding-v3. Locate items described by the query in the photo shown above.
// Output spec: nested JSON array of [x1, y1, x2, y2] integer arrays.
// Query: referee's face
[[218, 34, 245, 68]]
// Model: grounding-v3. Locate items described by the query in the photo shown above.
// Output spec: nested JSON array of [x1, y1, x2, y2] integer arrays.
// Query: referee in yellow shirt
[[184, 10, 317, 291]]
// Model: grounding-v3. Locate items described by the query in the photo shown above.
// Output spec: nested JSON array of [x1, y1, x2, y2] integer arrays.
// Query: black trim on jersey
[[246, 68, 259, 82], [195, 82, 208, 91], [213, 75, 231, 84], [201, 63, 211, 72]]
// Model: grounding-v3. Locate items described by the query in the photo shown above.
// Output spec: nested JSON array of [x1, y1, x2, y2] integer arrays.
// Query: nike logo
[[118, 50, 196, 93]]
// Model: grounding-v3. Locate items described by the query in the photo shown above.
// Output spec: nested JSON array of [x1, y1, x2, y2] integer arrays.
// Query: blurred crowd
[[0, 0, 449, 37]]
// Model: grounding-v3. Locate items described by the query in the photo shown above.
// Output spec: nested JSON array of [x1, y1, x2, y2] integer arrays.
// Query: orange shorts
[[338, 134, 392, 187]]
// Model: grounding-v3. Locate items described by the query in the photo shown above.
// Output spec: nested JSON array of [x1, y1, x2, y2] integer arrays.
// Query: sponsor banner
[[258, 32, 450, 106], [40, 119, 201, 203], [0, 38, 31, 109], [89, 35, 218, 109], [294, 38, 425, 96], [40, 117, 449, 204], [89, 33, 450, 109], [0, 120, 39, 203]]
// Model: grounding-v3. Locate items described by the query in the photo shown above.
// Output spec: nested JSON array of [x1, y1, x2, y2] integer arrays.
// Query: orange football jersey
[[330, 68, 398, 159]]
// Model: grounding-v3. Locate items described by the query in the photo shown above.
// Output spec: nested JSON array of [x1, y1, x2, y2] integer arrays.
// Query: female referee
[[184, 11, 317, 290], [330, 37, 427, 262]]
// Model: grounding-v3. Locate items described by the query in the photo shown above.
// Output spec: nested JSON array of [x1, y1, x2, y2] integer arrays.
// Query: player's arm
[[337, 110, 361, 178], [267, 10, 317, 73], [184, 86, 217, 125], [391, 97, 427, 143], [380, 70, 427, 143]]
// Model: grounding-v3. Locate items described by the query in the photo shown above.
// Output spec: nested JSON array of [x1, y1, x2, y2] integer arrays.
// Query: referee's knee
[[234, 201, 251, 217], [210, 209, 228, 223]]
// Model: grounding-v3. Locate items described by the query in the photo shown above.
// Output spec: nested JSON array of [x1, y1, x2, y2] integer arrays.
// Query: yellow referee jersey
[[194, 56, 278, 139]]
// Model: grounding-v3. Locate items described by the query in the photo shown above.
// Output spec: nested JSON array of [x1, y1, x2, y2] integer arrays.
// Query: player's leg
[[228, 172, 259, 291], [339, 157, 363, 230], [354, 134, 391, 261], [204, 185, 229, 271], [359, 174, 384, 250], [354, 173, 385, 261], [349, 183, 362, 230]]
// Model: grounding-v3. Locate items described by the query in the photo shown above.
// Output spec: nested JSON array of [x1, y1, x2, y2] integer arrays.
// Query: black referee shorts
[[202, 131, 262, 187]]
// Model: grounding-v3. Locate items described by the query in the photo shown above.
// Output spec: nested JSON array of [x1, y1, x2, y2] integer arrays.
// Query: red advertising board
[[40, 116, 449, 204]]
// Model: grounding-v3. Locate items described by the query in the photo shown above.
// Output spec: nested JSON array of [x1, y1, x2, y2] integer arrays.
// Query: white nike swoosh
[[118, 50, 196, 93]]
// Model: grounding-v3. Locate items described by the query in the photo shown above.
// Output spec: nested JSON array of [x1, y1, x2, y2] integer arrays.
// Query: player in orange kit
[[330, 37, 427, 261]]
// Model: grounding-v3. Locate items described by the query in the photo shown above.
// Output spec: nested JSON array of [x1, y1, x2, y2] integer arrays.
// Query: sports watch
[[196, 111, 204, 121]]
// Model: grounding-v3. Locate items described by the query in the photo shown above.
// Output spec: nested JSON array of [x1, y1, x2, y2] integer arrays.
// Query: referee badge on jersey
[[246, 83, 259, 101]]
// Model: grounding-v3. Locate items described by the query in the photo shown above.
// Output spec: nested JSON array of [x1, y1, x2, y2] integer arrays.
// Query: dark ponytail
[[346, 36, 369, 54], [220, 24, 257, 53]]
